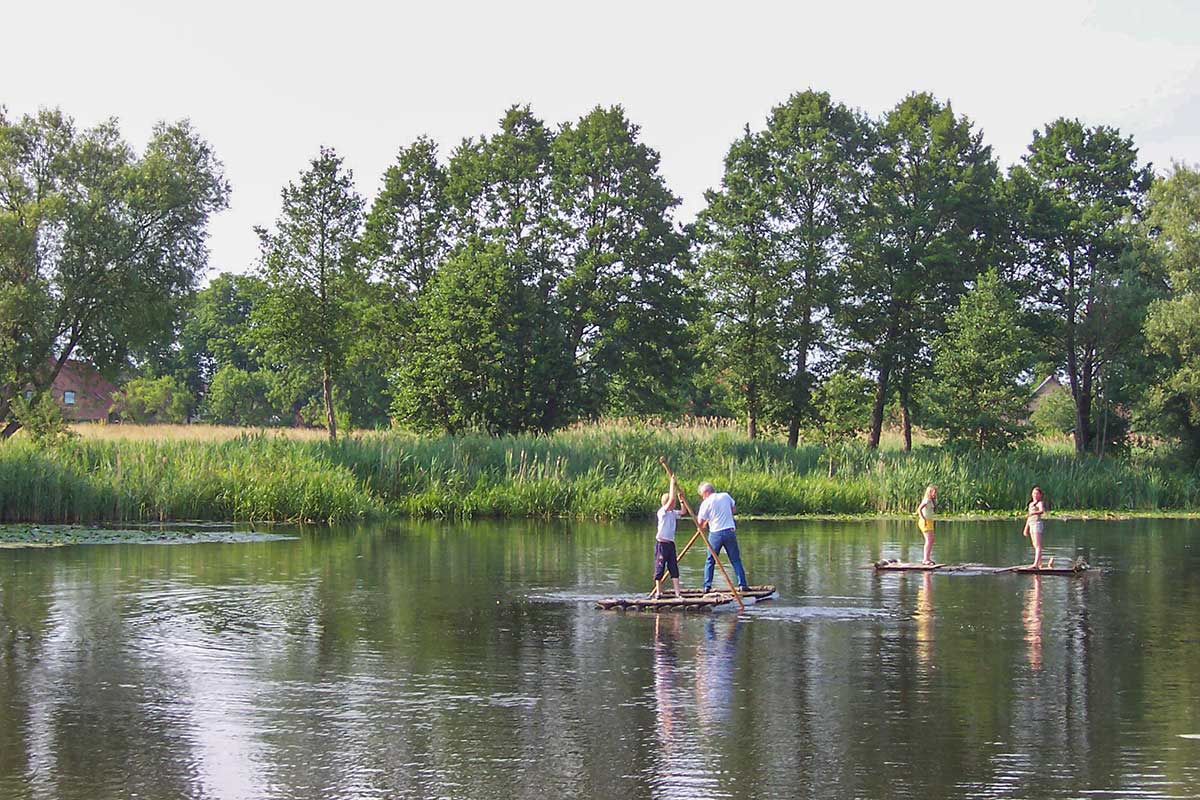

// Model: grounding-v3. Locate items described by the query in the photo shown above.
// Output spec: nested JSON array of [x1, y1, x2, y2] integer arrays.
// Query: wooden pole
[[654, 458, 744, 610]]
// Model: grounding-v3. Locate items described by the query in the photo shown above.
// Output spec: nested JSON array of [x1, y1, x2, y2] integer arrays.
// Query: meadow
[[0, 422, 1196, 524]]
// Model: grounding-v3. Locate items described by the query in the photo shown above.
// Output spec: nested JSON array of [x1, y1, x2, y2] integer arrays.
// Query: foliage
[[811, 370, 875, 475], [112, 376, 194, 424], [695, 129, 787, 439], [929, 269, 1033, 448], [1031, 387, 1076, 436], [839, 93, 1001, 450], [254, 147, 365, 441], [391, 239, 571, 434], [10, 393, 75, 446], [1139, 164, 1200, 454], [760, 91, 873, 444], [202, 366, 276, 427], [1009, 118, 1154, 455], [0, 108, 228, 438]]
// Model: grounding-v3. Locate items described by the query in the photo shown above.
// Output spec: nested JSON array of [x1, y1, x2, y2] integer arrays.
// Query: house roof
[[53, 359, 118, 407], [1031, 375, 1063, 396]]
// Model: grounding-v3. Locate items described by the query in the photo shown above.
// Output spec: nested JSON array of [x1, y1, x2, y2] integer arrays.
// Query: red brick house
[[23, 360, 118, 422]]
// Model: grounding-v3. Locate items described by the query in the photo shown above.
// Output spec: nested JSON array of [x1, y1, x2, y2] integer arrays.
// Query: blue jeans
[[704, 528, 749, 589]]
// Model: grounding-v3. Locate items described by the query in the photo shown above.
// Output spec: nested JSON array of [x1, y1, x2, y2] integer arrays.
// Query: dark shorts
[[654, 539, 679, 580]]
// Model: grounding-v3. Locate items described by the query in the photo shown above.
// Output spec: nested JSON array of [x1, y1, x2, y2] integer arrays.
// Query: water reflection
[[1023, 575, 1043, 672], [915, 571, 935, 670], [695, 617, 744, 734]]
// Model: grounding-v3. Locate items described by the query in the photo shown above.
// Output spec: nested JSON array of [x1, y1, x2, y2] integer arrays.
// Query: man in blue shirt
[[695, 482, 750, 593]]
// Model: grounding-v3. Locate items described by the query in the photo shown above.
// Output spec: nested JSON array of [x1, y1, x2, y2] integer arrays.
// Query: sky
[[4, 0, 1199, 277]]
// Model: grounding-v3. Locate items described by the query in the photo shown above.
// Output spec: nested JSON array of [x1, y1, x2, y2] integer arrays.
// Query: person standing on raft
[[652, 476, 684, 599], [1023, 486, 1047, 569], [917, 484, 938, 565], [696, 482, 750, 593]]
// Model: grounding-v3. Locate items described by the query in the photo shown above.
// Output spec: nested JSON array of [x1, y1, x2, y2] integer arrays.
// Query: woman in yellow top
[[917, 484, 938, 565]]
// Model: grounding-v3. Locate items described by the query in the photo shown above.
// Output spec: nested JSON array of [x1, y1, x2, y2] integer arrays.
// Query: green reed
[[2, 426, 1197, 524]]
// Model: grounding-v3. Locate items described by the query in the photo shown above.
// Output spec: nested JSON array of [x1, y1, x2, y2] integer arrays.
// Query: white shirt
[[657, 507, 683, 541], [697, 492, 736, 532]]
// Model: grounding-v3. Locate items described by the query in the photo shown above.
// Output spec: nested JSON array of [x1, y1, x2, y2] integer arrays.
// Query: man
[[695, 481, 750, 593]]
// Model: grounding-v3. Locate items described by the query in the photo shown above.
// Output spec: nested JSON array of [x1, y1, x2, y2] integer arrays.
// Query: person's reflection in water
[[694, 616, 744, 735], [1023, 575, 1043, 672], [654, 614, 682, 741], [915, 571, 934, 669]]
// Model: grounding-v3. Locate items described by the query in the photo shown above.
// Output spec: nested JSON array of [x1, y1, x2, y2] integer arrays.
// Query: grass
[[1, 422, 1196, 524]]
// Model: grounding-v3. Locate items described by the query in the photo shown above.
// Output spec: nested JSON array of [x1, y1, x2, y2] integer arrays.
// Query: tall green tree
[[929, 269, 1032, 448], [695, 129, 786, 439], [1009, 119, 1153, 455], [760, 91, 872, 445], [840, 93, 1000, 450], [1139, 163, 1200, 453], [551, 105, 693, 416], [0, 108, 228, 437], [254, 146, 364, 441], [391, 239, 571, 434]]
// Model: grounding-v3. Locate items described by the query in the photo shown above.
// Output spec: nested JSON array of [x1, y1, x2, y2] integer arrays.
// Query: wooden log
[[595, 594, 736, 611], [873, 560, 945, 571]]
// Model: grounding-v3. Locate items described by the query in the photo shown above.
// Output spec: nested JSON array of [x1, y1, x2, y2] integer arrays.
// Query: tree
[[760, 90, 872, 446], [1138, 164, 1200, 452], [111, 375, 194, 423], [928, 269, 1032, 448], [550, 106, 694, 416], [391, 239, 571, 434], [1009, 118, 1154, 455], [839, 93, 1000, 450], [812, 369, 874, 476], [695, 129, 787, 439], [254, 147, 364, 441], [0, 108, 228, 437], [202, 365, 275, 426]]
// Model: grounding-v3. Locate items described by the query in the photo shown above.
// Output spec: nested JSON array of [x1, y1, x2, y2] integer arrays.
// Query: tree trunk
[[323, 367, 337, 442], [747, 411, 757, 440], [868, 361, 891, 450], [900, 400, 912, 452], [787, 418, 800, 448]]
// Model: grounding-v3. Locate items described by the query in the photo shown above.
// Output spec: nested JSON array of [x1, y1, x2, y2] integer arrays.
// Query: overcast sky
[[4, 0, 1199, 276]]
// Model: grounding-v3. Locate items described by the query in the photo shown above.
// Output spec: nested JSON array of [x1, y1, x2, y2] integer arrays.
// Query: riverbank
[[2, 425, 1198, 524]]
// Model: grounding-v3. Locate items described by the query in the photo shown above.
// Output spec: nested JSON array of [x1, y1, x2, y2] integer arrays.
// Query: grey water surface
[[1, 518, 1198, 799]]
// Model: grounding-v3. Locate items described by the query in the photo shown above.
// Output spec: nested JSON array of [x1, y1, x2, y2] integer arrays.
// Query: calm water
[[1, 518, 1198, 799]]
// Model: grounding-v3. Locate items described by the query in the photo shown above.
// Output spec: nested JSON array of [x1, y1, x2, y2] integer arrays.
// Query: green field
[[1, 424, 1196, 524]]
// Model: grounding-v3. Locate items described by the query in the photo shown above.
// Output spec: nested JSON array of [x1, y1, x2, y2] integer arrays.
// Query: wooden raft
[[596, 585, 776, 611], [873, 559, 1095, 575]]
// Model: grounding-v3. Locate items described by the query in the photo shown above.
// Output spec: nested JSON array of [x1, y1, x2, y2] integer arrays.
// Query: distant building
[[23, 360, 118, 422], [1029, 374, 1068, 412]]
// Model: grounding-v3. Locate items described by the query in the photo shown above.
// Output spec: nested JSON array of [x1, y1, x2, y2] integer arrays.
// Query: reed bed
[[3, 425, 1198, 523]]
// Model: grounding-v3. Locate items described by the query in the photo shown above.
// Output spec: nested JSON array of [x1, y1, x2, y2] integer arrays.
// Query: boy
[[653, 476, 684, 599]]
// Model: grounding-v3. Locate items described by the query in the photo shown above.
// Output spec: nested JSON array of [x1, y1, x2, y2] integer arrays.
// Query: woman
[[1023, 486, 1047, 569], [917, 485, 938, 566]]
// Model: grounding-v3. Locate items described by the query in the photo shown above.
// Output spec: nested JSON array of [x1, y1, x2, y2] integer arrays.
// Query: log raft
[[872, 559, 1095, 575], [596, 585, 776, 611]]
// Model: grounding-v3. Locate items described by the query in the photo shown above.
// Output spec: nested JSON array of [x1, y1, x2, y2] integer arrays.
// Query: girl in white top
[[1023, 486, 1046, 569]]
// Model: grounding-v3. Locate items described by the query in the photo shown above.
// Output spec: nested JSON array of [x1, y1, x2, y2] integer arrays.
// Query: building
[[24, 360, 118, 422], [1029, 375, 1068, 412]]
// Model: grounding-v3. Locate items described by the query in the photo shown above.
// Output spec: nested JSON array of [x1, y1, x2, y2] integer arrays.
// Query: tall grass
[[4, 424, 1199, 523]]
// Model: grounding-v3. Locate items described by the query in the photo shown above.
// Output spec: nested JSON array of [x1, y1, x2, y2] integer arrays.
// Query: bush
[[112, 376, 193, 423]]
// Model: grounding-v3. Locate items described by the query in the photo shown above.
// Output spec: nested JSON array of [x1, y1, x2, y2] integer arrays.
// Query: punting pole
[[653, 457, 744, 611]]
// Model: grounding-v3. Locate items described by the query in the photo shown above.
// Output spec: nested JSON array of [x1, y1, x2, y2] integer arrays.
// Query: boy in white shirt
[[653, 476, 684, 599]]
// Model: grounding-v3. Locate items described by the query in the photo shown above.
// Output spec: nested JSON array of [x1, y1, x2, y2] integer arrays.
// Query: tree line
[[2, 93, 1199, 458]]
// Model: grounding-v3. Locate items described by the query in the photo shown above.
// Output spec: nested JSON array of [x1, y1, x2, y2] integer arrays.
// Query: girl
[[917, 485, 938, 565], [1023, 486, 1046, 569]]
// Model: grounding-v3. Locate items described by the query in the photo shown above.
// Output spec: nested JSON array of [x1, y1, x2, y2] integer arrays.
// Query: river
[[1, 518, 1198, 799]]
